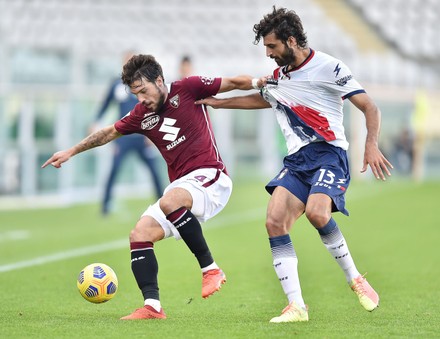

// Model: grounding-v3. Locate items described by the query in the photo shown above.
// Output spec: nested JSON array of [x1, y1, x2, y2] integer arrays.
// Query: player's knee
[[158, 197, 175, 215], [128, 228, 139, 242], [265, 215, 288, 235], [159, 191, 191, 215], [129, 222, 164, 243], [304, 206, 329, 228]]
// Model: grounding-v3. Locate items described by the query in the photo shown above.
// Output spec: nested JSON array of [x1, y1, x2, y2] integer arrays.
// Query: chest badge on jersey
[[141, 115, 160, 130], [169, 94, 180, 108]]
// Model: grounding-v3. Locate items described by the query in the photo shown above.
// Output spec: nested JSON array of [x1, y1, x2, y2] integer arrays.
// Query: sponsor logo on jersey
[[159, 118, 180, 141], [166, 135, 186, 150], [157, 117, 187, 150], [169, 94, 180, 108], [335, 74, 352, 86], [141, 115, 160, 130], [333, 63, 342, 77], [199, 76, 214, 85]]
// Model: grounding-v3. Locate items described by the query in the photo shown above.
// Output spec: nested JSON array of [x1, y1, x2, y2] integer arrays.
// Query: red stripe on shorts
[[202, 169, 221, 188]]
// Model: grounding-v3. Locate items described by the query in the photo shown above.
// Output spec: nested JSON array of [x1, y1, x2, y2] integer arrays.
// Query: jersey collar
[[282, 48, 315, 74]]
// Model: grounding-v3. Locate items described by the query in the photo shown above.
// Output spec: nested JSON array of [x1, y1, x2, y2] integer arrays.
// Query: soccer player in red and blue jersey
[[197, 7, 393, 323], [42, 54, 255, 320]]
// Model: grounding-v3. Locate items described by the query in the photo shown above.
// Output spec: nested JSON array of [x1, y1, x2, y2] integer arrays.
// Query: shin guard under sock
[[167, 207, 214, 269]]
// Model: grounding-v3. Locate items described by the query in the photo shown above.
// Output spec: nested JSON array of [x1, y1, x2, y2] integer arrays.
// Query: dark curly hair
[[121, 54, 164, 87], [253, 6, 308, 48]]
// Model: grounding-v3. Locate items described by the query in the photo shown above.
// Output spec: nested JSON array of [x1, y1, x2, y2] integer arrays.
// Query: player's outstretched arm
[[217, 75, 263, 93], [41, 125, 122, 169], [349, 93, 393, 180], [196, 93, 270, 110]]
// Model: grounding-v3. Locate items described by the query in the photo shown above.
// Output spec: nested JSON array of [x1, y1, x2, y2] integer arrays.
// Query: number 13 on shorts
[[314, 168, 348, 192]]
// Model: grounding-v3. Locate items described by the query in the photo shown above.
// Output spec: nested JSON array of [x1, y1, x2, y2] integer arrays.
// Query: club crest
[[169, 94, 180, 108]]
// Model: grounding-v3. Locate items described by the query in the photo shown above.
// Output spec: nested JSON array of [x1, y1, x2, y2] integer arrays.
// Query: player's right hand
[[41, 150, 71, 169]]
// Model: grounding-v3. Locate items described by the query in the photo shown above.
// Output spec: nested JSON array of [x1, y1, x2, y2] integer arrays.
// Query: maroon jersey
[[114, 76, 227, 182]]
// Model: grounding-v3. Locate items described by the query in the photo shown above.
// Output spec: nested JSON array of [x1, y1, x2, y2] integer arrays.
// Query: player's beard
[[273, 45, 296, 68], [156, 91, 166, 112], [151, 83, 166, 112]]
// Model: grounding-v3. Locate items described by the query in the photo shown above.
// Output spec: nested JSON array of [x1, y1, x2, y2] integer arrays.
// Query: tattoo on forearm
[[76, 129, 113, 153]]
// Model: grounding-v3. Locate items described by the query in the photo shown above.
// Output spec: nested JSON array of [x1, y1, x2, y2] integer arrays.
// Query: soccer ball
[[77, 263, 118, 303]]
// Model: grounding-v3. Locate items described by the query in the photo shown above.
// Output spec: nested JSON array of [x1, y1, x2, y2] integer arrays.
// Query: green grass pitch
[[0, 179, 439, 338]]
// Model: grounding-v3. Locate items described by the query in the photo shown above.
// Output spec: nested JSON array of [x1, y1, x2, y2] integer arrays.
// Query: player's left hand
[[195, 96, 221, 108], [361, 142, 393, 180]]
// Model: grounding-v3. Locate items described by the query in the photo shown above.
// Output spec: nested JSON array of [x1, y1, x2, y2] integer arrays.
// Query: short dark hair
[[253, 6, 308, 48], [121, 54, 164, 86]]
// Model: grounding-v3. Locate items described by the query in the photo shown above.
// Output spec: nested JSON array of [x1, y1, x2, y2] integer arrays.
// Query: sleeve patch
[[335, 75, 353, 86]]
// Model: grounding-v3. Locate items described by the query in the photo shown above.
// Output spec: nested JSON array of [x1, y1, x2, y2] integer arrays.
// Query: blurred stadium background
[[0, 0, 439, 209]]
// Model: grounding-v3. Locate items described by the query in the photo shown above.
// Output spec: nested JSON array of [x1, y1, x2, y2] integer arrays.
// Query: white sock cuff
[[201, 262, 219, 273], [144, 298, 161, 312]]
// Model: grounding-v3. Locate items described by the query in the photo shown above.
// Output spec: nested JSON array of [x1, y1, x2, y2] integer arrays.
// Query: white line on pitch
[[0, 185, 384, 275], [0, 230, 30, 242], [0, 207, 265, 274], [0, 239, 127, 273]]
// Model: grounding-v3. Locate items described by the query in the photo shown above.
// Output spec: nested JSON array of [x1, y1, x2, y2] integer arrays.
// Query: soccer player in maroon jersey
[[42, 54, 255, 320]]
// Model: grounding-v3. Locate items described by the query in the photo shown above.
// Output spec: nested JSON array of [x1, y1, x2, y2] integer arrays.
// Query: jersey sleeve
[[114, 103, 142, 135], [183, 76, 222, 100], [316, 59, 365, 100]]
